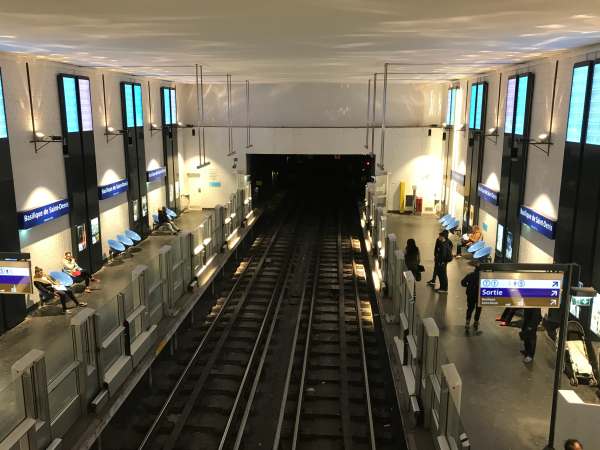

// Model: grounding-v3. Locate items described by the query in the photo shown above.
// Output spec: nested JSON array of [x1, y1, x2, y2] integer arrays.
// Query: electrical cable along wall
[[556, 61, 600, 287], [57, 74, 103, 273], [462, 82, 487, 232], [161, 86, 179, 212], [121, 82, 150, 238], [495, 73, 534, 262], [0, 69, 26, 332]]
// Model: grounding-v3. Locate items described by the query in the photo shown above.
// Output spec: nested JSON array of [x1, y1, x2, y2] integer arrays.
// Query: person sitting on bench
[[158, 207, 180, 234], [33, 266, 86, 314], [62, 251, 99, 293], [456, 225, 483, 257]]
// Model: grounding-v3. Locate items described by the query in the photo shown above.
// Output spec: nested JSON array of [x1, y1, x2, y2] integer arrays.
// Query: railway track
[[104, 203, 405, 450]]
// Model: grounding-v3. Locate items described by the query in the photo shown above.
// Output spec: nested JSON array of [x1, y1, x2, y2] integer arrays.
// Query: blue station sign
[[147, 167, 167, 182], [98, 179, 129, 200], [519, 206, 557, 239], [477, 183, 499, 206], [18, 199, 70, 230]]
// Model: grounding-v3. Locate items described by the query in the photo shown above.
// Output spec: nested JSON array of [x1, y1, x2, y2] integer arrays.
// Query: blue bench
[[473, 246, 492, 261], [50, 271, 74, 287], [444, 218, 460, 231], [467, 240, 486, 253], [166, 208, 177, 219], [125, 229, 142, 243], [438, 214, 452, 224], [108, 239, 126, 261]]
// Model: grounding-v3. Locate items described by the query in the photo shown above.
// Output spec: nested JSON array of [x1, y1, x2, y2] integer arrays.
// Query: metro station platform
[[0, 206, 261, 449], [380, 214, 600, 450]]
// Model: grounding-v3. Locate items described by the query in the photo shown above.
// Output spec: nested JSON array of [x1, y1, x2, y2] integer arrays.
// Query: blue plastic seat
[[152, 213, 159, 225], [50, 271, 74, 287], [108, 239, 126, 253], [166, 208, 177, 219], [125, 229, 142, 242], [117, 234, 134, 247], [445, 219, 459, 231], [440, 216, 454, 226], [474, 246, 492, 260], [438, 214, 452, 223], [468, 240, 486, 253]]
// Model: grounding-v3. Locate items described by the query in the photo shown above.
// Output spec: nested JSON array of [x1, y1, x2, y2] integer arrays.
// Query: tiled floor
[[384, 213, 563, 450]]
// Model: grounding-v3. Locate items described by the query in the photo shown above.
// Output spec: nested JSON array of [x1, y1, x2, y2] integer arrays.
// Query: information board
[[78, 79, 93, 131], [170, 89, 177, 124], [163, 88, 172, 124], [446, 89, 453, 125], [566, 65, 589, 143], [134, 84, 143, 127], [469, 84, 477, 129], [586, 63, 600, 145], [0, 259, 32, 294], [0, 71, 7, 139], [479, 271, 563, 308], [514, 75, 529, 135], [504, 78, 516, 133], [63, 76, 80, 133], [475, 83, 484, 130], [124, 83, 135, 128]]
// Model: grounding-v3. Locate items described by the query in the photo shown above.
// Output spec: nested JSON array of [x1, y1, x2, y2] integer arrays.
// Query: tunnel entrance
[[247, 154, 375, 206]]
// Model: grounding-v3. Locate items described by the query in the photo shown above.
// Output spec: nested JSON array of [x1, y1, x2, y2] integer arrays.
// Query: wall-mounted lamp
[[197, 161, 211, 169], [30, 131, 62, 152], [176, 121, 195, 129], [26, 63, 63, 153], [485, 127, 500, 144], [525, 132, 553, 156], [105, 126, 125, 136], [150, 122, 162, 135], [456, 123, 466, 132]]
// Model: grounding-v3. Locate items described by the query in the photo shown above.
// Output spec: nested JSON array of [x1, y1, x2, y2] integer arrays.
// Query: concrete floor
[[384, 213, 560, 450], [0, 209, 209, 390]]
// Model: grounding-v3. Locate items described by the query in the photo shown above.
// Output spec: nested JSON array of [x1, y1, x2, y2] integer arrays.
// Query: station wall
[[177, 81, 446, 211], [0, 53, 173, 306], [444, 44, 600, 264]]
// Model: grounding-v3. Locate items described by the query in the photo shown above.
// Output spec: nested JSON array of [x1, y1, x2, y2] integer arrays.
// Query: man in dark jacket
[[461, 264, 482, 333], [427, 230, 452, 293], [520, 308, 542, 363]]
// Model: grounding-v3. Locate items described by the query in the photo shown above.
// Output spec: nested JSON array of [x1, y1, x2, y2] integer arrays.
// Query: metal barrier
[[381, 229, 470, 449], [0, 204, 257, 449]]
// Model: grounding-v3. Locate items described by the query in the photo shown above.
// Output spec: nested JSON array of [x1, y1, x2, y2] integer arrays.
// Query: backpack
[[445, 241, 454, 263]]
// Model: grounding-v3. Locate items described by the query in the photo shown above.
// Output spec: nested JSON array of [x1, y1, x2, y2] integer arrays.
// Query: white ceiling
[[0, 0, 600, 82]]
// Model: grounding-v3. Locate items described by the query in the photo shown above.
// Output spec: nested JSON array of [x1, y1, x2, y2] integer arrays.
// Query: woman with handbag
[[404, 239, 424, 281], [62, 251, 99, 293]]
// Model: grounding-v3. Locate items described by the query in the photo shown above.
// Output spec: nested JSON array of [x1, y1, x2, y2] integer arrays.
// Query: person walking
[[520, 308, 542, 363], [461, 264, 482, 333], [426, 233, 443, 286], [428, 231, 452, 293], [404, 239, 422, 281]]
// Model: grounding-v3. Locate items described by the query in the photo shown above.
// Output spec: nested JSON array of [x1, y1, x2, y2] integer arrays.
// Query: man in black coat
[[520, 308, 542, 363], [461, 264, 482, 333], [427, 230, 452, 293]]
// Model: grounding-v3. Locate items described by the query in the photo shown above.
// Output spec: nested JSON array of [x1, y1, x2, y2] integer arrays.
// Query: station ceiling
[[0, 0, 599, 82]]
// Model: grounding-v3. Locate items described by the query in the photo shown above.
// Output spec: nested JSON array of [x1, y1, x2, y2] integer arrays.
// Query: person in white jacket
[[62, 252, 99, 293]]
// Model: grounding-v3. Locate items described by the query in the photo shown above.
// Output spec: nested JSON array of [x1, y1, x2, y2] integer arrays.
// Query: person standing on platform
[[520, 308, 542, 363], [461, 263, 482, 333], [404, 239, 422, 281], [428, 231, 452, 293], [426, 233, 443, 287]]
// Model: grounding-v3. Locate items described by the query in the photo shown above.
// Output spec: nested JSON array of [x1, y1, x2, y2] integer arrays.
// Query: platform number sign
[[162, 87, 176, 125], [469, 82, 485, 130], [479, 271, 563, 308]]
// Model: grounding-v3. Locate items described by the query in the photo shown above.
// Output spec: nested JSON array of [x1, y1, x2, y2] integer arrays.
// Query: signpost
[[479, 263, 576, 450]]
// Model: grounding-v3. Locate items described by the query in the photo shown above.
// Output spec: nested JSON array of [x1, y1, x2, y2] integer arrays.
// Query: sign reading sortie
[[98, 179, 129, 200], [18, 199, 70, 230], [147, 167, 167, 182], [477, 183, 499, 206], [519, 206, 557, 240]]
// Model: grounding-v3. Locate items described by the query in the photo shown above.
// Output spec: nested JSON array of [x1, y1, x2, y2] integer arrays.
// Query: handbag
[[418, 265, 425, 272], [72, 270, 82, 277]]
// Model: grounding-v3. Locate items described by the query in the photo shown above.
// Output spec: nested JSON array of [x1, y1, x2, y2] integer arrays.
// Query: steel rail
[[227, 220, 319, 450], [159, 214, 299, 450], [337, 211, 353, 450], [137, 213, 288, 450], [350, 241, 377, 450]]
